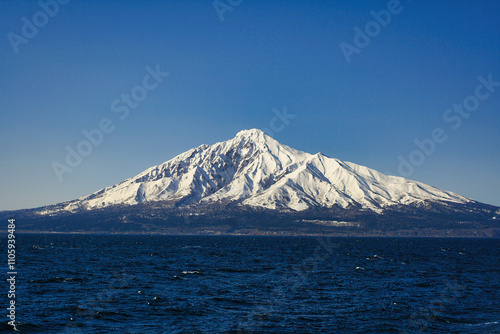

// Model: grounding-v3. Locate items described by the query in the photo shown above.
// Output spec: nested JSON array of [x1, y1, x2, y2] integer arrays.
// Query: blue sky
[[1, 0, 499, 210]]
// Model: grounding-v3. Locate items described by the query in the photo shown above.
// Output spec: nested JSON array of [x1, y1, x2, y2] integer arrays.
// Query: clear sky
[[1, 0, 499, 210]]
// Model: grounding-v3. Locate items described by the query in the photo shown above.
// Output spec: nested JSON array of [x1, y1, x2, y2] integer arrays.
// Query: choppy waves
[[0, 235, 498, 333]]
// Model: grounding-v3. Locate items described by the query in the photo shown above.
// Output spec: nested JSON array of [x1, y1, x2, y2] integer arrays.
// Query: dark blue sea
[[1, 235, 499, 333]]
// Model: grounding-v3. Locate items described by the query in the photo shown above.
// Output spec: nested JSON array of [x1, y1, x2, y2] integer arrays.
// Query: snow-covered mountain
[[43, 129, 472, 215]]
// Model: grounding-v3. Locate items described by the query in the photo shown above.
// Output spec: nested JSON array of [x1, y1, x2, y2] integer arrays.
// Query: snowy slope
[[55, 129, 470, 213]]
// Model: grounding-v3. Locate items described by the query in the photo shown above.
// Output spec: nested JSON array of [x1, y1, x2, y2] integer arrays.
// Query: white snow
[[54, 129, 470, 213]]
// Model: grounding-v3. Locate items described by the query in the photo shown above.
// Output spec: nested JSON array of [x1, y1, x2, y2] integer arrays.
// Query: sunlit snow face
[[43, 129, 469, 215]]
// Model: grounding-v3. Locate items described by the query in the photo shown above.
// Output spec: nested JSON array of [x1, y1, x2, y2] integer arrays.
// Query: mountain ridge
[[2, 129, 498, 236], [38, 129, 472, 215]]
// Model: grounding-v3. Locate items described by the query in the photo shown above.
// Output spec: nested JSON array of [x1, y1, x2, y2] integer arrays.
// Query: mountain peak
[[236, 128, 265, 135], [54, 129, 473, 214], [235, 128, 267, 140]]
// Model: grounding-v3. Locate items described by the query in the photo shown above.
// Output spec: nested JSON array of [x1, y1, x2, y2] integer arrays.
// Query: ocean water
[[1, 234, 499, 334]]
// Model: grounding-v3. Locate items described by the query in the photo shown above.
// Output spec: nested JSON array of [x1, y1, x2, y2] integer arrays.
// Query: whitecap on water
[[182, 270, 202, 275]]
